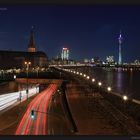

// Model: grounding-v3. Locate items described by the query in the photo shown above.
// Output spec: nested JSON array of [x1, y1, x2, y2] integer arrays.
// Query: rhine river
[[0, 68, 140, 100], [78, 67, 140, 100]]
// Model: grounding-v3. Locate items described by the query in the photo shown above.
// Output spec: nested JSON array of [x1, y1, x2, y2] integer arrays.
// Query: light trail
[[0, 86, 39, 111], [15, 84, 58, 135]]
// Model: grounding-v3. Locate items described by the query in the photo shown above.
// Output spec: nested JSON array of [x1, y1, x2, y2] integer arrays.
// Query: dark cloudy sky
[[0, 4, 140, 62]]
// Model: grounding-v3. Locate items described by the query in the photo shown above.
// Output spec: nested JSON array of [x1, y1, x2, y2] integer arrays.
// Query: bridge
[[49, 64, 140, 69]]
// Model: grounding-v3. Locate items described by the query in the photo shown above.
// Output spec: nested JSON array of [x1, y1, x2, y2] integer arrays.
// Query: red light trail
[[15, 84, 58, 135]]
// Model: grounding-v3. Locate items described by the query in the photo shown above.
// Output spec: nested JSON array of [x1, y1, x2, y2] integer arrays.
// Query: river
[[77, 67, 140, 100]]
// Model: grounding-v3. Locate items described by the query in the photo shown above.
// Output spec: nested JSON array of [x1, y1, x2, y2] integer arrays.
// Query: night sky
[[0, 4, 140, 62]]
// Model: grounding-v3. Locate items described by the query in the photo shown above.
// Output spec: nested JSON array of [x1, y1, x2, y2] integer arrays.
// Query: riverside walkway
[[65, 81, 140, 135]]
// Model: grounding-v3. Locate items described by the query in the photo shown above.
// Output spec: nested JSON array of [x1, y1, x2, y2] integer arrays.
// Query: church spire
[[28, 26, 37, 52]]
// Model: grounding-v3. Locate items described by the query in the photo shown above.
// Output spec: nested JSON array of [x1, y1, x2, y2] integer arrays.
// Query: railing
[[0, 86, 39, 111]]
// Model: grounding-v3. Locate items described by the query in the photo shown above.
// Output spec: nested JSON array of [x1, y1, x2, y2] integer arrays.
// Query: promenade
[[65, 81, 140, 135]]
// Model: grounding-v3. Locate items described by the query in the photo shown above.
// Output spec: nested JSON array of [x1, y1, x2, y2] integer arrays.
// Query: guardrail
[[0, 86, 39, 111]]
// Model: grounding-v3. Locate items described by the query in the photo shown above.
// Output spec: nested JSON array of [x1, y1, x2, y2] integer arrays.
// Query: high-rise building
[[28, 26, 36, 52], [61, 47, 69, 60], [118, 30, 123, 65]]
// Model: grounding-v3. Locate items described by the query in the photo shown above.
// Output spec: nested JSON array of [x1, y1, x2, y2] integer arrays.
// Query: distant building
[[106, 56, 115, 64], [91, 57, 102, 64], [91, 58, 94, 63], [134, 60, 140, 65], [0, 51, 47, 69], [0, 27, 48, 69], [84, 58, 89, 63], [61, 47, 69, 60]]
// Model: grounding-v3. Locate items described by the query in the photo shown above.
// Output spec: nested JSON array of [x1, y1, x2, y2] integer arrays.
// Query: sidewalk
[[65, 81, 125, 135]]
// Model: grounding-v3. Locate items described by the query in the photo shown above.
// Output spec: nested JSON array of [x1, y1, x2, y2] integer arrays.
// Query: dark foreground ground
[[0, 69, 140, 135], [65, 81, 124, 135]]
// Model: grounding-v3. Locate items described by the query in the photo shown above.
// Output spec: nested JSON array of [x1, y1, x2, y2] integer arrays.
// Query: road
[[15, 84, 58, 135]]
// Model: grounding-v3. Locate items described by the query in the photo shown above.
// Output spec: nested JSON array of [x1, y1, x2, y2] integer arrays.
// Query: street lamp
[[98, 82, 102, 86], [92, 78, 95, 82], [86, 76, 90, 79], [122, 95, 128, 122], [107, 86, 111, 92], [36, 66, 39, 84], [123, 95, 128, 101], [24, 61, 31, 99], [80, 73, 82, 76]]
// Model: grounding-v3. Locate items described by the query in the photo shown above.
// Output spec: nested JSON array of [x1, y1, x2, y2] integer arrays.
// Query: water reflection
[[106, 69, 113, 87], [116, 69, 123, 94], [89, 67, 140, 100]]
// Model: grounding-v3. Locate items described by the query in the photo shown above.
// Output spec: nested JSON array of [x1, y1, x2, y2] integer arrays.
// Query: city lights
[[25, 61, 31, 65], [123, 95, 128, 101], [98, 82, 102, 86], [107, 86, 111, 92], [86, 76, 90, 79], [14, 75, 16, 79], [84, 74, 86, 77], [92, 78, 95, 82]]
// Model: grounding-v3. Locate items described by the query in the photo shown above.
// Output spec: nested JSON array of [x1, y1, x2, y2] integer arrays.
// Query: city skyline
[[0, 5, 140, 62]]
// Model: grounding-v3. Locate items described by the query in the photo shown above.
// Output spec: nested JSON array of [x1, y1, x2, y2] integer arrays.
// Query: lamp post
[[107, 86, 111, 92], [98, 82, 102, 87], [36, 66, 39, 83], [122, 95, 128, 124], [24, 61, 31, 100]]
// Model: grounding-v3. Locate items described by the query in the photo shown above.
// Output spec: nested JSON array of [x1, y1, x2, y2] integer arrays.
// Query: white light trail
[[0, 86, 39, 111]]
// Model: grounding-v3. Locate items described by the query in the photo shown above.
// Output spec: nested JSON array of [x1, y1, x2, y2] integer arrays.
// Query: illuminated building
[[0, 27, 48, 69], [84, 59, 89, 63], [61, 47, 69, 60], [106, 56, 114, 64]]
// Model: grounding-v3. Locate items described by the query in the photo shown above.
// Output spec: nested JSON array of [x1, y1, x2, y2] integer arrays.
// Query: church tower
[[28, 26, 37, 52]]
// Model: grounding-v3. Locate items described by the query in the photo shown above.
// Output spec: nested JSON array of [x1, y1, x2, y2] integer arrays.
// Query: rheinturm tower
[[118, 30, 123, 65], [28, 26, 37, 52]]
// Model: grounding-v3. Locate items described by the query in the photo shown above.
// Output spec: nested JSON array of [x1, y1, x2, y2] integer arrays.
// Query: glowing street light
[[86, 76, 90, 79], [83, 74, 86, 77], [107, 86, 111, 92], [98, 82, 102, 86], [14, 75, 16, 79], [24, 61, 31, 100], [25, 61, 31, 65], [92, 78, 95, 82], [80, 73, 82, 76], [77, 72, 79, 74], [123, 95, 128, 101]]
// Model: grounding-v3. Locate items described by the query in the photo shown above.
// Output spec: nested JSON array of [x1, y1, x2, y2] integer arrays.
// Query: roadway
[[15, 83, 58, 135]]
